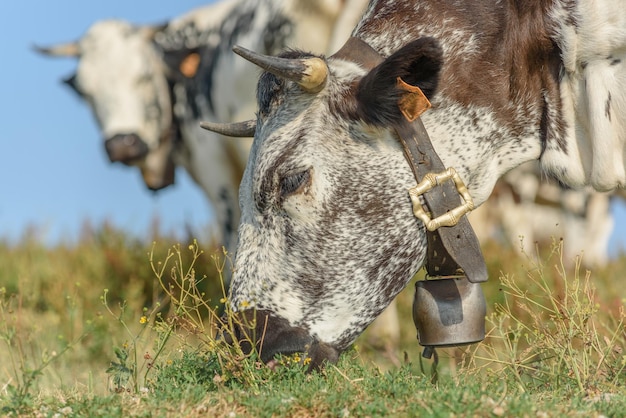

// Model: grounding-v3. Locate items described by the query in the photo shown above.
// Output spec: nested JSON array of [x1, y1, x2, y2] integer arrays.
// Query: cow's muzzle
[[104, 133, 149, 164], [222, 309, 339, 371]]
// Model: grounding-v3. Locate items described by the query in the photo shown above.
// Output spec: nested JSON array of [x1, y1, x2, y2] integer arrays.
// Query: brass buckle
[[408, 167, 474, 231]]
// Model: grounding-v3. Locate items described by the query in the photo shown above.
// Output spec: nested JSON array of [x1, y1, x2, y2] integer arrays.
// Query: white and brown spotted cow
[[204, 0, 626, 369]]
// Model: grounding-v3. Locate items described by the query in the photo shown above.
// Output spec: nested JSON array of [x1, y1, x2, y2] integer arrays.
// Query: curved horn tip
[[232, 45, 268, 67], [199, 120, 256, 137], [32, 44, 53, 55], [232, 44, 248, 56], [32, 42, 80, 57], [232, 45, 328, 93]]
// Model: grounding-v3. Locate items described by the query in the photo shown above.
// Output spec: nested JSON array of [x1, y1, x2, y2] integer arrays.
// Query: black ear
[[62, 73, 84, 98], [355, 37, 443, 126]]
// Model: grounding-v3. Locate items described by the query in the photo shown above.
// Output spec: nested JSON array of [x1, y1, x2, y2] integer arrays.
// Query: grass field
[[1, 222, 624, 417]]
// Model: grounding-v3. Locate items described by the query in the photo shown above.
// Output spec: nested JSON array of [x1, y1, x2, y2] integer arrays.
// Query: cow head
[[203, 38, 485, 369], [35, 20, 177, 190]]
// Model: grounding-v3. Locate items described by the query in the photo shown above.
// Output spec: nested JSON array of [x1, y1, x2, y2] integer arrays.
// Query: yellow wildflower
[[140, 316, 148, 324]]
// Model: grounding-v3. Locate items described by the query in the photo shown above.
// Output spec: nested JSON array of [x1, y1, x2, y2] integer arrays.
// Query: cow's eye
[[280, 169, 311, 198]]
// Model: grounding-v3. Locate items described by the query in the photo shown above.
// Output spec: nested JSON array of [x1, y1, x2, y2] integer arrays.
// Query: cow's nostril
[[123, 135, 137, 146], [104, 133, 149, 164]]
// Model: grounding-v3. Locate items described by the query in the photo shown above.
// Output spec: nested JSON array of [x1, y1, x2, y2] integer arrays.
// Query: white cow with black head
[[204, 0, 626, 369]]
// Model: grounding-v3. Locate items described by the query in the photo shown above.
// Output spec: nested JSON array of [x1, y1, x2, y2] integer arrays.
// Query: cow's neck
[[332, 36, 488, 283], [354, 0, 564, 206]]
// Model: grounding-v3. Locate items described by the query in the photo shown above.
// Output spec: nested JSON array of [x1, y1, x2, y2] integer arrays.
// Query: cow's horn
[[33, 42, 80, 57], [233, 45, 327, 93], [140, 23, 168, 41], [200, 120, 256, 137]]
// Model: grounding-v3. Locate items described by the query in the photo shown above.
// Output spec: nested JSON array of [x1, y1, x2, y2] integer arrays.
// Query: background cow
[[203, 0, 626, 369], [36, 0, 369, 254]]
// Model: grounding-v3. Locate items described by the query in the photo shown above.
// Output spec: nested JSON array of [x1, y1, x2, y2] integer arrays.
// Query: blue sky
[[1, 1, 625, 256]]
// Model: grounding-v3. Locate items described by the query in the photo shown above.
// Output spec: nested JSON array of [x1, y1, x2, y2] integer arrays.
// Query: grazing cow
[[37, 0, 618, 364], [203, 0, 626, 369], [36, 0, 369, 252]]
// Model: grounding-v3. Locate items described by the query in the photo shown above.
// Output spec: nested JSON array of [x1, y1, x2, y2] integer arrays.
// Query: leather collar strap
[[333, 37, 488, 283], [395, 118, 487, 282]]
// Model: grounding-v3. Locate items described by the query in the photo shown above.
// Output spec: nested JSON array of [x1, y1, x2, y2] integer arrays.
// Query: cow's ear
[[162, 48, 202, 79], [356, 37, 442, 126], [62, 74, 84, 98]]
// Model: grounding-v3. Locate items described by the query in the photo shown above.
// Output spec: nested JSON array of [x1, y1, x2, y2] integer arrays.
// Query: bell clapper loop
[[422, 346, 435, 359]]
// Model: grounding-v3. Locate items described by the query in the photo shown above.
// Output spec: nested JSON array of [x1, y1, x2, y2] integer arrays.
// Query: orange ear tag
[[397, 77, 432, 122], [180, 52, 201, 78]]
